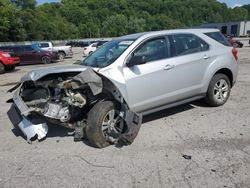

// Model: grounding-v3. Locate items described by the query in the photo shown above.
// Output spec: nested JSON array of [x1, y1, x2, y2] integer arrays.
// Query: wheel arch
[[214, 68, 233, 87], [58, 50, 66, 55]]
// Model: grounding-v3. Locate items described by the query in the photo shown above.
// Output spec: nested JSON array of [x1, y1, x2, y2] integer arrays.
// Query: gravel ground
[[0, 47, 250, 188]]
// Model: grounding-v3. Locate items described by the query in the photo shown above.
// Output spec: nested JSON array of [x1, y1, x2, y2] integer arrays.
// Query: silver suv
[[9, 29, 238, 148]]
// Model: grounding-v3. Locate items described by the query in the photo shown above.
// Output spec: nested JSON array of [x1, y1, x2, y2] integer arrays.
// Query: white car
[[9, 29, 238, 148], [34, 42, 73, 61], [83, 41, 109, 56], [83, 42, 98, 56]]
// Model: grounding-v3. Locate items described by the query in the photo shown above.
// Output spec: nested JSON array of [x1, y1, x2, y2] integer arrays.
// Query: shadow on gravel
[[143, 103, 194, 123], [143, 99, 210, 123]]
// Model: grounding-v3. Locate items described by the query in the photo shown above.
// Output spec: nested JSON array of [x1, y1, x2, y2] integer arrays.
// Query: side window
[[133, 38, 170, 62], [205, 32, 231, 46], [172, 34, 209, 56], [23, 46, 34, 52], [39, 43, 49, 48]]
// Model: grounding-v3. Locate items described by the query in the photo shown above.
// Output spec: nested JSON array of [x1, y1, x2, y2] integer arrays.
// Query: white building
[[200, 21, 250, 37]]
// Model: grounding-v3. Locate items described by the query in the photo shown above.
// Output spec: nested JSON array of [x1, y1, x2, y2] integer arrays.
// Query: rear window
[[205, 32, 231, 46]]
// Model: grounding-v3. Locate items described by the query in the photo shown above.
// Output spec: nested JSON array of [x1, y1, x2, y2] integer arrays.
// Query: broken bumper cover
[[8, 86, 48, 143]]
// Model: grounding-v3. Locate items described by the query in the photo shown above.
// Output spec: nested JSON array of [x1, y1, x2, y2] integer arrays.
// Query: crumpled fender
[[7, 66, 142, 146]]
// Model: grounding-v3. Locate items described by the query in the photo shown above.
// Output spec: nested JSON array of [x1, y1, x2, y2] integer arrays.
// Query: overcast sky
[[36, 0, 250, 7]]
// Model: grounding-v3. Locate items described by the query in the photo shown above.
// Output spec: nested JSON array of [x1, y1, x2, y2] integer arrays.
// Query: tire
[[88, 51, 93, 55], [232, 42, 239, 48], [205, 73, 231, 107], [41, 56, 52, 64], [86, 101, 124, 148], [5, 65, 15, 72], [0, 62, 5, 74], [58, 52, 66, 61]]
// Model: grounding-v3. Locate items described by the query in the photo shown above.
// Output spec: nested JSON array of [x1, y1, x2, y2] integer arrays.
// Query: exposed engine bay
[[8, 67, 142, 148], [21, 76, 96, 128]]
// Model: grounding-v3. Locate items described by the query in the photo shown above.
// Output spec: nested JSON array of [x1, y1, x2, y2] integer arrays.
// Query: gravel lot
[[0, 47, 250, 188]]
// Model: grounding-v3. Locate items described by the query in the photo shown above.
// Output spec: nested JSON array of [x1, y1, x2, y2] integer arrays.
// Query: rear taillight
[[232, 48, 238, 61]]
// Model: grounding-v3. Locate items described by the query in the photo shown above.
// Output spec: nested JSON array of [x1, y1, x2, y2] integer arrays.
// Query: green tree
[[11, 0, 36, 9]]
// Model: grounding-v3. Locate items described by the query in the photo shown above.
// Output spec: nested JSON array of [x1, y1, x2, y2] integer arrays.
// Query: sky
[[218, 0, 250, 8], [36, 0, 250, 7]]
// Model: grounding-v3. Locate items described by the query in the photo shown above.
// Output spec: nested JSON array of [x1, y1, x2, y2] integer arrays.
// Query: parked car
[[0, 45, 59, 64], [83, 40, 109, 56], [33, 42, 73, 61], [228, 36, 243, 48], [65, 41, 78, 47], [9, 29, 238, 148], [0, 51, 20, 74], [76, 41, 96, 47]]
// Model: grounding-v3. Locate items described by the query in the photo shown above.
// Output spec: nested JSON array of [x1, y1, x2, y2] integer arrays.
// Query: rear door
[[165, 33, 212, 98], [21, 46, 40, 64]]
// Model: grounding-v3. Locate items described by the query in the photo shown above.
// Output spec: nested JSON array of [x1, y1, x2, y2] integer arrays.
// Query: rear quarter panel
[[201, 47, 238, 93]]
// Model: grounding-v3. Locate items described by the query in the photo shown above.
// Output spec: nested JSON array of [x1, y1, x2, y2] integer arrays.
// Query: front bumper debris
[[8, 104, 48, 143]]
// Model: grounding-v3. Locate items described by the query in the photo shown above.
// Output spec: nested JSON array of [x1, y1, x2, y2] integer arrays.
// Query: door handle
[[164, 64, 175, 70], [203, 55, 210, 60]]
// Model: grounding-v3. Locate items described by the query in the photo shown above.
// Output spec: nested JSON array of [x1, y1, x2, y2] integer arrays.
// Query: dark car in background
[[66, 40, 97, 47], [0, 45, 59, 64]]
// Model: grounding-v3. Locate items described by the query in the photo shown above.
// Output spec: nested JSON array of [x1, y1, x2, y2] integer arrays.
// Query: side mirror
[[127, 55, 146, 67]]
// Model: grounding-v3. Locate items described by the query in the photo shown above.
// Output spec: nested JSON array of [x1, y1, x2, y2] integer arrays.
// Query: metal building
[[200, 21, 250, 37]]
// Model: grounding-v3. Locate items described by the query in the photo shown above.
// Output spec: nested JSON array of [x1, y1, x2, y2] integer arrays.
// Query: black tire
[[0, 62, 5, 74], [88, 51, 93, 55], [86, 100, 123, 148], [41, 56, 52, 64], [232, 42, 239, 48], [58, 52, 66, 61], [5, 65, 15, 72], [205, 73, 231, 107]]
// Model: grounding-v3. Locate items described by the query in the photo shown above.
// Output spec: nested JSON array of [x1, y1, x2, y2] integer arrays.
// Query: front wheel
[[41, 56, 51, 64], [86, 101, 125, 148], [5, 65, 15, 72], [205, 74, 231, 107]]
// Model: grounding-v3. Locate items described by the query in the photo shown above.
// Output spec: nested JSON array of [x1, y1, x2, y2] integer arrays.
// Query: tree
[[11, 0, 36, 9], [0, 0, 249, 41]]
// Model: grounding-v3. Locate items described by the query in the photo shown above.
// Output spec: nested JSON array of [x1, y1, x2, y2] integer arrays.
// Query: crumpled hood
[[21, 64, 93, 82]]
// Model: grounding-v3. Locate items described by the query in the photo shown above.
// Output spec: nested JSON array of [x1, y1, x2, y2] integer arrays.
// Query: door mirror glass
[[127, 55, 146, 67]]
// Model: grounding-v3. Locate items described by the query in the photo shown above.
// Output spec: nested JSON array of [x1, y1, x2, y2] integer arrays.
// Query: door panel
[[123, 34, 212, 113]]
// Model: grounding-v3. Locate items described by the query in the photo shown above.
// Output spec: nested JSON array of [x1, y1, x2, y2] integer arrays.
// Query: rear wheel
[[58, 52, 65, 61], [205, 74, 231, 106], [41, 56, 51, 64], [86, 101, 125, 148], [0, 62, 5, 74]]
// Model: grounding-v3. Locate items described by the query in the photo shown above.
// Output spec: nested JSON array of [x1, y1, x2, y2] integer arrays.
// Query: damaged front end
[[8, 66, 142, 147]]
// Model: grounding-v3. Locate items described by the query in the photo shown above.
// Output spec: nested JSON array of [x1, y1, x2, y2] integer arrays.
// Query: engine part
[[64, 89, 86, 108], [44, 103, 71, 122]]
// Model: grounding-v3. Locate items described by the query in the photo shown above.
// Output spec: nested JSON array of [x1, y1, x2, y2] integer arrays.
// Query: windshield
[[81, 39, 134, 68]]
